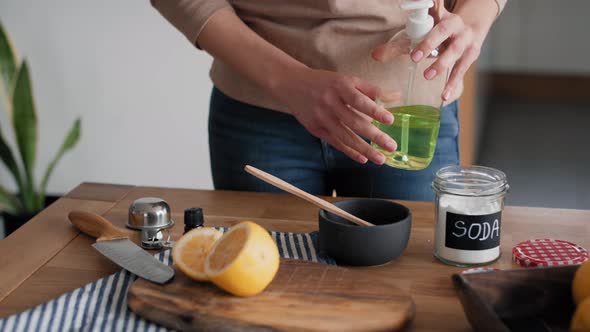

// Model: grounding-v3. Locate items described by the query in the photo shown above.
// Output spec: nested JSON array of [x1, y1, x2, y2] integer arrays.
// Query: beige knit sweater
[[151, 0, 463, 112]]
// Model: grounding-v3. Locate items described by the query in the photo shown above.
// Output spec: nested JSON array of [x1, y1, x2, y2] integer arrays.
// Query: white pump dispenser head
[[400, 0, 434, 43]]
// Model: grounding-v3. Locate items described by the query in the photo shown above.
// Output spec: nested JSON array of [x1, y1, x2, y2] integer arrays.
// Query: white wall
[[0, 0, 215, 194]]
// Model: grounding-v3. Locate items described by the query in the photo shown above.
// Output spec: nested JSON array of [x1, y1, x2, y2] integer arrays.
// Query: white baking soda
[[435, 194, 502, 264]]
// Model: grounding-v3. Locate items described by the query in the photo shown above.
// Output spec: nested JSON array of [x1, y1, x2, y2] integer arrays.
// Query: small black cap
[[184, 207, 204, 228]]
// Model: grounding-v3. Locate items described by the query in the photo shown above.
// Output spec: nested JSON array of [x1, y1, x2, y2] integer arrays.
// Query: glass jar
[[432, 165, 509, 266]]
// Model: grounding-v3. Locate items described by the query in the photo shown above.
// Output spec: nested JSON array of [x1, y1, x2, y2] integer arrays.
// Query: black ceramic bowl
[[319, 198, 412, 266]]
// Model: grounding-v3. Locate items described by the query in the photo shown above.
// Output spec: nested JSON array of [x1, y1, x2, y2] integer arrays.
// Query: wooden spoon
[[244, 165, 375, 227]]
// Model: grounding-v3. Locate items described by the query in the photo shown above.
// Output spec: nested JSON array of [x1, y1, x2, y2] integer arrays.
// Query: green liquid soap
[[372, 105, 441, 170]]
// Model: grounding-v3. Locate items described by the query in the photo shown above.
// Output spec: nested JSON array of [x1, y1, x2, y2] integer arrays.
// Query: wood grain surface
[[1, 183, 590, 332], [244, 165, 374, 227], [0, 198, 116, 304], [128, 259, 414, 332]]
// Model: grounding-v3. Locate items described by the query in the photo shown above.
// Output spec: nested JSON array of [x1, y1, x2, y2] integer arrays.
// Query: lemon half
[[172, 227, 223, 281], [204, 221, 280, 297], [572, 297, 590, 332], [574, 261, 590, 305]]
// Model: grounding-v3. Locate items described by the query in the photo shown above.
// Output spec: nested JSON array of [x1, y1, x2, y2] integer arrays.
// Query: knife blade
[[68, 210, 174, 284]]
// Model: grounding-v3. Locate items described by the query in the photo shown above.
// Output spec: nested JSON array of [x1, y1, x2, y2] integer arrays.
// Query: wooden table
[[1, 182, 589, 331]]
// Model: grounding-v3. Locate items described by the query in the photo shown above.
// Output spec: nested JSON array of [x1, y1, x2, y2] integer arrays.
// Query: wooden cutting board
[[128, 259, 415, 331]]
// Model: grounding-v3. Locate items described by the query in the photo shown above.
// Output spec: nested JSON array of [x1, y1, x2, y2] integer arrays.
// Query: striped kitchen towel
[[0, 230, 333, 332]]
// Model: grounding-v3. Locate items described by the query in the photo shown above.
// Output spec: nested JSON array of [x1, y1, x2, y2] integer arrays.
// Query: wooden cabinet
[[458, 65, 477, 166]]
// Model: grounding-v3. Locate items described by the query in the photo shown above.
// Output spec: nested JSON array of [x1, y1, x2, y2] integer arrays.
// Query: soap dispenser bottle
[[372, 0, 448, 171]]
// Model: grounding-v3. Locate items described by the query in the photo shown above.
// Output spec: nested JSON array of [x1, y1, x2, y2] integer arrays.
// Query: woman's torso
[[211, 0, 460, 112]]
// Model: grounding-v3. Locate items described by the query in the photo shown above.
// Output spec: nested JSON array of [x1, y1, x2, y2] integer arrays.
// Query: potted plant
[[0, 22, 81, 236]]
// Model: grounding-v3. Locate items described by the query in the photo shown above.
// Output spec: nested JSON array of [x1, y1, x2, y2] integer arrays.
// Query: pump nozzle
[[400, 0, 434, 43]]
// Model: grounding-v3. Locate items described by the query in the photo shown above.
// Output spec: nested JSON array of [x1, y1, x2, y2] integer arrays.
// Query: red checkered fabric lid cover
[[512, 238, 589, 267]]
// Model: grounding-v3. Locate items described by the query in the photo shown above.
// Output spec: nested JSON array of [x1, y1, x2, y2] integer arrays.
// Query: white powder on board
[[435, 194, 502, 264]]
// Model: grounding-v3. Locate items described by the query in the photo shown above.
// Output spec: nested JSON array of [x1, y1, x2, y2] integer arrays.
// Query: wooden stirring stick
[[244, 165, 375, 227]]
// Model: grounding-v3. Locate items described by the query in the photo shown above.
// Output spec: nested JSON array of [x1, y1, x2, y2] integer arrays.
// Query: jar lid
[[433, 165, 508, 197], [512, 239, 589, 267], [184, 207, 204, 227], [127, 197, 174, 230]]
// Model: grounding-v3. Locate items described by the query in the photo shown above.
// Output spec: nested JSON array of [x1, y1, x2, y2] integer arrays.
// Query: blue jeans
[[209, 87, 459, 201]]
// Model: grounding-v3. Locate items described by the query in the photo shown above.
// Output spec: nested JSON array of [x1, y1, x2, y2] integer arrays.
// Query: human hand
[[372, 0, 484, 101], [273, 68, 398, 165], [411, 0, 483, 101]]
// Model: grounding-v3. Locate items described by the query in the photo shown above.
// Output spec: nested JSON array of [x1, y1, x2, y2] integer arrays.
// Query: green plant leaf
[[37, 118, 81, 209], [0, 22, 17, 100], [12, 62, 37, 212], [0, 183, 21, 215], [0, 123, 24, 191]]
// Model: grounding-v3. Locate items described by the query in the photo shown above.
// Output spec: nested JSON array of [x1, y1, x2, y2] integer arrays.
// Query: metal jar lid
[[127, 197, 174, 230]]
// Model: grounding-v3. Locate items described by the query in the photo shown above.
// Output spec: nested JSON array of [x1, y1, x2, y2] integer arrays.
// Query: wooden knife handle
[[68, 210, 128, 242]]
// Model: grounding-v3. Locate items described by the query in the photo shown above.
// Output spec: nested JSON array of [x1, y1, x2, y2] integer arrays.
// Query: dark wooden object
[[128, 259, 415, 332], [453, 266, 578, 332]]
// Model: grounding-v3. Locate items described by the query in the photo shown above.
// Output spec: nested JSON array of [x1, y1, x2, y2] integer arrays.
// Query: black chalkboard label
[[445, 211, 501, 250]]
